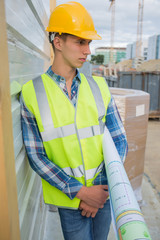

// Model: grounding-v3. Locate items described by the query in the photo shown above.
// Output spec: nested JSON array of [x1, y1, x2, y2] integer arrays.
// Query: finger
[[100, 204, 104, 209], [91, 212, 96, 218], [81, 210, 86, 216], [86, 212, 91, 218], [102, 185, 108, 190]]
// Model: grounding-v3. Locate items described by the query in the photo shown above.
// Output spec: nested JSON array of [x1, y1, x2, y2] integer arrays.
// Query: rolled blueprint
[[103, 127, 151, 240]]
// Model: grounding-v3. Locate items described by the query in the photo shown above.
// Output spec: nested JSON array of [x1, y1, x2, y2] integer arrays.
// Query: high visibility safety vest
[[22, 73, 111, 209]]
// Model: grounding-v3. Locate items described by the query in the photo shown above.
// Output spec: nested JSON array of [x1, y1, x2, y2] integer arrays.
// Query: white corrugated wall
[[5, 0, 50, 239]]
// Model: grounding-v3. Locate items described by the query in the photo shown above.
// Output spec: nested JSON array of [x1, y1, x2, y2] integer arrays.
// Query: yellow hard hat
[[46, 1, 101, 40]]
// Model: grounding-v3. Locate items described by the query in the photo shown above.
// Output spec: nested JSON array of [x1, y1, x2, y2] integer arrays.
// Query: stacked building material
[[115, 59, 133, 71], [110, 88, 150, 200], [136, 59, 160, 71]]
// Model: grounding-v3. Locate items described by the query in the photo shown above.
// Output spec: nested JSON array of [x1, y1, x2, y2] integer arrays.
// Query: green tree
[[91, 55, 97, 63], [90, 55, 104, 64], [96, 55, 104, 64]]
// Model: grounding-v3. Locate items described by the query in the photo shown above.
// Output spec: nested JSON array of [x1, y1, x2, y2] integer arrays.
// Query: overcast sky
[[45, 0, 160, 54]]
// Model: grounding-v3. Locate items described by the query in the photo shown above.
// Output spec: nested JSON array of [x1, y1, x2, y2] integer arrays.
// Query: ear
[[53, 36, 63, 51]]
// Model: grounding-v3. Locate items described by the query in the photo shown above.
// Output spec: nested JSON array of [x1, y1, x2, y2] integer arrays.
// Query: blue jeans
[[58, 200, 111, 240]]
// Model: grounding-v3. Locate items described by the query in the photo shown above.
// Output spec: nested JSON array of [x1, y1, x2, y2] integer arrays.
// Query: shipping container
[[117, 72, 160, 118], [105, 72, 160, 118]]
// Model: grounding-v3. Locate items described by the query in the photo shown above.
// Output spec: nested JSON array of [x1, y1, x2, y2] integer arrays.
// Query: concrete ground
[[142, 120, 160, 239], [44, 120, 160, 240], [144, 120, 160, 195]]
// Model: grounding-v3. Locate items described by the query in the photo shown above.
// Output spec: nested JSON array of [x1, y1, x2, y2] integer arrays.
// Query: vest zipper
[[74, 86, 87, 186]]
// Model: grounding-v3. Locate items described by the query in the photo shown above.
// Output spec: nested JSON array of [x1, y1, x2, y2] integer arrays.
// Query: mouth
[[79, 58, 86, 62]]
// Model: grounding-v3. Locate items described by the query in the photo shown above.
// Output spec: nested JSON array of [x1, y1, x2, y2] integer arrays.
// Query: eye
[[78, 40, 85, 45]]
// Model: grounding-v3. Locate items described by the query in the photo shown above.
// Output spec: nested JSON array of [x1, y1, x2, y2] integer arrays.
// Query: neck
[[51, 56, 76, 83]]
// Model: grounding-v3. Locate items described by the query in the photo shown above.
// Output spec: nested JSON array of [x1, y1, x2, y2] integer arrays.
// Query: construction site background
[[92, 59, 160, 76]]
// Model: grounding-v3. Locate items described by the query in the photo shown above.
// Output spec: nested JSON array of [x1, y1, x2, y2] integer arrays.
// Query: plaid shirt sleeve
[[20, 96, 83, 200], [93, 95, 128, 185]]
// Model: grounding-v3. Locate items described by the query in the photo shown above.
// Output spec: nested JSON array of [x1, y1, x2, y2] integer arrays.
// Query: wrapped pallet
[[110, 87, 150, 200]]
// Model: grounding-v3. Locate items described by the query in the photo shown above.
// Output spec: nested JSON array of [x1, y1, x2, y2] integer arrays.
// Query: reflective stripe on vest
[[62, 161, 104, 180], [32, 75, 106, 142]]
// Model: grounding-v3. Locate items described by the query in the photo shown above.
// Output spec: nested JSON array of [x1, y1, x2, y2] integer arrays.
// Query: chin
[[76, 62, 84, 68], [70, 61, 84, 69]]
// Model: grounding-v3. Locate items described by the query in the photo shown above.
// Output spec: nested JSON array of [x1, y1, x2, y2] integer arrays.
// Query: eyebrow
[[73, 36, 92, 44], [77, 38, 92, 43]]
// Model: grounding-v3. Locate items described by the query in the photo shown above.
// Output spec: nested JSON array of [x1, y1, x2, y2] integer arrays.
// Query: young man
[[21, 2, 128, 240]]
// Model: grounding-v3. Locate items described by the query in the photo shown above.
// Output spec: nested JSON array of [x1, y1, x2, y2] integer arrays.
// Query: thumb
[[102, 185, 108, 191]]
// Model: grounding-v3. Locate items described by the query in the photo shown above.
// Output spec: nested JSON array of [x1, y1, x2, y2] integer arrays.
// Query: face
[[56, 35, 92, 69]]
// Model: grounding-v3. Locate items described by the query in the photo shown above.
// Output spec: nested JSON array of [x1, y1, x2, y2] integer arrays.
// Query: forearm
[[26, 150, 83, 198], [92, 165, 108, 185], [106, 95, 128, 163]]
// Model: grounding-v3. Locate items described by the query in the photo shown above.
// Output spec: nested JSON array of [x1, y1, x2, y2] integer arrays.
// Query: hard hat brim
[[78, 31, 102, 40], [46, 27, 102, 40]]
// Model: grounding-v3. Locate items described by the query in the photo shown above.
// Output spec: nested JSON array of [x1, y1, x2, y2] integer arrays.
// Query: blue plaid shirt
[[21, 66, 128, 200]]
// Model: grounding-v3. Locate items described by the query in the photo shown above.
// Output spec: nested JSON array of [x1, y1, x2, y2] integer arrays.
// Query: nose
[[83, 43, 91, 55]]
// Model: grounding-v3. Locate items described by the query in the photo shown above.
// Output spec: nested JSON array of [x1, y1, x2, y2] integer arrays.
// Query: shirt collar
[[46, 65, 81, 83]]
